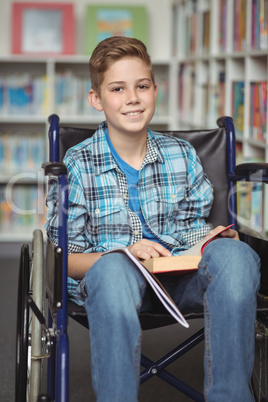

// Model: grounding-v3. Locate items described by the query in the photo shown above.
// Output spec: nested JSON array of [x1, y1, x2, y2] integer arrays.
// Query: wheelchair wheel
[[16, 243, 30, 401], [251, 320, 268, 402], [30, 229, 44, 401], [16, 229, 44, 402]]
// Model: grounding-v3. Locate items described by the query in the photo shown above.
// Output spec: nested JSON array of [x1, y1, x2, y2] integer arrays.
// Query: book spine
[[260, 0, 268, 49], [249, 81, 267, 143], [232, 81, 245, 138], [219, 0, 227, 52]]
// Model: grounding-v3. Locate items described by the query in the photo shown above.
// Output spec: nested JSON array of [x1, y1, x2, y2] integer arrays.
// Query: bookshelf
[[173, 0, 268, 236]]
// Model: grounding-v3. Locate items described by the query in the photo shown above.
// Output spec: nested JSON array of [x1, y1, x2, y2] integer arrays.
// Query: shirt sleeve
[[45, 152, 91, 254]]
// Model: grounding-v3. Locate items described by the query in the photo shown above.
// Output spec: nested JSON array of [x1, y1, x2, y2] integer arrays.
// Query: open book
[[143, 225, 233, 274], [102, 247, 189, 328], [102, 225, 233, 328]]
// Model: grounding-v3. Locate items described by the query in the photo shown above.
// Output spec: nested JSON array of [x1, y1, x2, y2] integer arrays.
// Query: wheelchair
[[15, 114, 268, 401]]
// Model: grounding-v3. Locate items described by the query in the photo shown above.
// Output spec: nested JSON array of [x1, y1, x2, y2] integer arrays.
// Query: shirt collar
[[91, 121, 164, 175]]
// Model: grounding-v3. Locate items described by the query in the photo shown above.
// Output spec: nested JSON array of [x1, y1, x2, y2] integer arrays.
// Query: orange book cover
[[142, 225, 233, 274]]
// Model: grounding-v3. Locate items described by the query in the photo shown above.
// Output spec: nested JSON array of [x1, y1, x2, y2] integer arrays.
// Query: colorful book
[[142, 225, 233, 274], [233, 0, 247, 51], [232, 81, 245, 138], [250, 81, 267, 143], [219, 0, 227, 51]]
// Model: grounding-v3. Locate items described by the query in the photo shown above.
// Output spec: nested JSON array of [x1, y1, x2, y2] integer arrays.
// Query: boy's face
[[89, 57, 157, 139]]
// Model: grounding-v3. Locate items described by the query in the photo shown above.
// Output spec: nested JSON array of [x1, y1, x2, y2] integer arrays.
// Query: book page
[[181, 224, 233, 256], [102, 247, 189, 328]]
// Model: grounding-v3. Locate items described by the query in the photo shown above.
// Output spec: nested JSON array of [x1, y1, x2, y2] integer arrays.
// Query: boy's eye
[[112, 87, 123, 92], [138, 84, 148, 90]]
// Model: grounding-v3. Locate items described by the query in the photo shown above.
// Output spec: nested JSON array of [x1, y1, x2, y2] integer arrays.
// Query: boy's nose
[[126, 89, 139, 104]]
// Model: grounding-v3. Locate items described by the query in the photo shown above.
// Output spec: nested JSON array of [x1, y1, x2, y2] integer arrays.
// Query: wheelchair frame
[[15, 114, 268, 402]]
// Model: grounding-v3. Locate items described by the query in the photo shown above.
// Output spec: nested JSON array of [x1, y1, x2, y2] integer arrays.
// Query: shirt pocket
[[87, 203, 126, 239], [145, 185, 186, 232]]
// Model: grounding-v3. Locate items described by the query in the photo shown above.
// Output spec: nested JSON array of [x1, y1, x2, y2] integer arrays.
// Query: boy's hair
[[89, 36, 155, 95]]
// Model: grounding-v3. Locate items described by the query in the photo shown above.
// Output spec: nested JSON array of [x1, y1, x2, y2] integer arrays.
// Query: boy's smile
[[89, 57, 157, 141]]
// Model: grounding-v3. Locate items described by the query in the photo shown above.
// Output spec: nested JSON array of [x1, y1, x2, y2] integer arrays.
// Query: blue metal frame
[[224, 116, 238, 230], [56, 173, 69, 402], [47, 114, 69, 402], [140, 328, 205, 401], [49, 114, 60, 163]]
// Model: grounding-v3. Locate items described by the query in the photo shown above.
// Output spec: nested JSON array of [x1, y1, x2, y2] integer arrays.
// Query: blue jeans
[[83, 238, 260, 402]]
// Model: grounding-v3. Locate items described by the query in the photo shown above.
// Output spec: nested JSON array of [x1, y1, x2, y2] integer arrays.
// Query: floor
[[0, 257, 204, 402]]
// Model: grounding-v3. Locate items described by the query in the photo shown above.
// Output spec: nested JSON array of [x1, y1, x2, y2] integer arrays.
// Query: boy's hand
[[206, 225, 240, 241], [128, 240, 172, 260]]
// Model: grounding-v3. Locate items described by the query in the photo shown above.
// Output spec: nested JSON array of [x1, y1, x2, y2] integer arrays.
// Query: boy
[[46, 36, 260, 401]]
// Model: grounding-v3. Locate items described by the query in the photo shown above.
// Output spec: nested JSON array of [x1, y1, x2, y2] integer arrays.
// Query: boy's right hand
[[128, 240, 172, 261]]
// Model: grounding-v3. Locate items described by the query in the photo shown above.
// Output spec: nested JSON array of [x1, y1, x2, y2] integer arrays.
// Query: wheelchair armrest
[[235, 162, 268, 176], [42, 161, 67, 177], [232, 162, 268, 183]]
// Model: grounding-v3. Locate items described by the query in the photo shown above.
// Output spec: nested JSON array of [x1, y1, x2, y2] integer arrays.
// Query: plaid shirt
[[45, 121, 213, 301]]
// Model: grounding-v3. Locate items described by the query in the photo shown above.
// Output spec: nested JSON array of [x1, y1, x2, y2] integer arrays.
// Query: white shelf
[[0, 115, 47, 124]]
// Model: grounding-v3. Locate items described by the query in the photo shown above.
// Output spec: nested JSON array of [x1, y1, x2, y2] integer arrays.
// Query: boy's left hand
[[207, 225, 240, 241]]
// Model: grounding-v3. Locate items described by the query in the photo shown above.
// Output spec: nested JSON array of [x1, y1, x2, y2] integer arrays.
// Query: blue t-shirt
[[105, 129, 168, 248]]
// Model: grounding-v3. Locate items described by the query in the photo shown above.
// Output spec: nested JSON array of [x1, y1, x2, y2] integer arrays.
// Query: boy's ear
[[88, 89, 103, 112], [154, 83, 158, 103]]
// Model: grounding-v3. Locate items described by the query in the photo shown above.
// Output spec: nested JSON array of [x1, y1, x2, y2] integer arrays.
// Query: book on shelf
[[217, 71, 226, 117], [232, 81, 245, 138], [235, 141, 244, 165], [202, 10, 210, 55], [153, 72, 169, 117], [251, 182, 264, 232], [250, 81, 267, 143], [183, 0, 198, 57], [252, 0, 268, 50], [218, 0, 227, 52], [208, 71, 226, 127], [260, 0, 268, 49], [182, 1, 211, 57], [237, 180, 264, 232], [178, 63, 196, 123], [190, 7, 198, 56], [102, 225, 233, 328], [233, 0, 247, 51]]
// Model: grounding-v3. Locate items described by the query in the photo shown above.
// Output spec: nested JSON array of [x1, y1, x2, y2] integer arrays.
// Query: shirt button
[[171, 194, 176, 199], [122, 193, 128, 199], [133, 230, 139, 236], [95, 208, 100, 214]]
